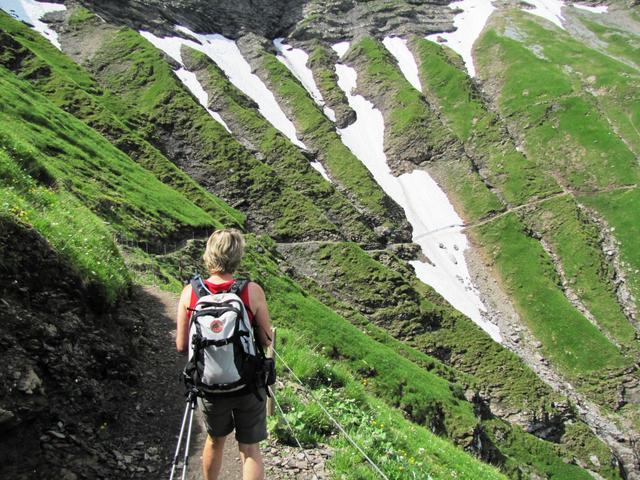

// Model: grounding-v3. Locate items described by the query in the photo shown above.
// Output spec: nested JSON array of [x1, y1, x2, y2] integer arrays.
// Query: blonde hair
[[203, 229, 245, 274]]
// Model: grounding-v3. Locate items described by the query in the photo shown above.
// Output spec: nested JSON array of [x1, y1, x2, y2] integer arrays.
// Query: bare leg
[[202, 435, 226, 480], [238, 442, 264, 480]]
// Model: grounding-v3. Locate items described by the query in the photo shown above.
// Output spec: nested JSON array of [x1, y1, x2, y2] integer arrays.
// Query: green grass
[[475, 14, 640, 191], [278, 242, 621, 475], [273, 331, 507, 480], [560, 421, 623, 480], [475, 213, 630, 400], [67, 6, 98, 26], [0, 148, 129, 304], [0, 11, 244, 229], [86, 28, 345, 241], [580, 187, 640, 313], [481, 419, 595, 480], [521, 12, 640, 159], [528, 196, 637, 353], [0, 66, 217, 241], [413, 37, 558, 208], [581, 17, 640, 68]]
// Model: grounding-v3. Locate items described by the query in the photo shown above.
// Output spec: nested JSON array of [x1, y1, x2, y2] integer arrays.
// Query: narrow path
[[414, 183, 637, 240], [139, 286, 242, 480]]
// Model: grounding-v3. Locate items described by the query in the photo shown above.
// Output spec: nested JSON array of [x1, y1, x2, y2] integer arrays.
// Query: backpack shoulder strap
[[190, 274, 212, 299], [229, 279, 249, 296]]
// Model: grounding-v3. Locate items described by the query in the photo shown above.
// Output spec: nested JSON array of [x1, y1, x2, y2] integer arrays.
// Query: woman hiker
[[176, 229, 274, 480]]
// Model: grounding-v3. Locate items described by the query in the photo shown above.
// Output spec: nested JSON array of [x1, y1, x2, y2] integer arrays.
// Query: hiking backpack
[[184, 276, 262, 397]]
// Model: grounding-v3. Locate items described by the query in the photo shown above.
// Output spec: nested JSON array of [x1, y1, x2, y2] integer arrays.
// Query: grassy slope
[[0, 148, 128, 304], [475, 13, 640, 192], [528, 196, 637, 353], [0, 11, 244, 229], [285, 241, 563, 412], [86, 28, 341, 241], [580, 188, 640, 313], [412, 38, 558, 208], [252, 48, 411, 238], [409, 29, 633, 409], [476, 214, 630, 403], [579, 14, 640, 68], [557, 13, 640, 157], [0, 67, 216, 241], [276, 242, 618, 478], [181, 47, 379, 244]]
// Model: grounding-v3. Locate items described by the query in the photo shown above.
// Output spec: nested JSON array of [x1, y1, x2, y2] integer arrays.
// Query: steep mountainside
[[0, 0, 639, 479]]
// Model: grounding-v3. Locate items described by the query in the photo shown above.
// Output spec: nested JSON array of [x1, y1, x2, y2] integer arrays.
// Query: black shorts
[[199, 393, 268, 444]]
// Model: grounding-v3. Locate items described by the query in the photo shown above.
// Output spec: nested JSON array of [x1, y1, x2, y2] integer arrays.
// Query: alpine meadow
[[0, 0, 638, 479]]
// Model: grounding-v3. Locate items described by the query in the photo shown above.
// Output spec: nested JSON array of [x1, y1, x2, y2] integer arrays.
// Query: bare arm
[[248, 282, 273, 347], [175, 284, 192, 353]]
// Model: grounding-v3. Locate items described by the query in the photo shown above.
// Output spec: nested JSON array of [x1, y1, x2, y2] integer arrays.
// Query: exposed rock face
[[77, 0, 307, 38], [76, 0, 456, 42], [289, 0, 455, 42], [0, 218, 133, 478]]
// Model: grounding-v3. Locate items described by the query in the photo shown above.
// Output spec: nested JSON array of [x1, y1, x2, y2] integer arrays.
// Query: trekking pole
[[180, 392, 198, 480], [169, 399, 191, 480]]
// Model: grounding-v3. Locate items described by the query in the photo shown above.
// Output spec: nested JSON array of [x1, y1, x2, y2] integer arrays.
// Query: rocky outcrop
[[289, 0, 454, 43], [0, 218, 132, 478], [303, 40, 356, 129], [74, 0, 456, 43], [76, 0, 307, 38]]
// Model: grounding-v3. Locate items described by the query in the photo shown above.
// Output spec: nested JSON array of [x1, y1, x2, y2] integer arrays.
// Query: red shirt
[[189, 279, 255, 325]]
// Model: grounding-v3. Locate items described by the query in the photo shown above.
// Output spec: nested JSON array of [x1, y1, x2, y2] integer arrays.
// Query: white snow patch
[[334, 62, 501, 341], [176, 27, 307, 149], [382, 37, 422, 91], [520, 0, 566, 29], [140, 30, 185, 63], [572, 3, 608, 13], [175, 68, 231, 133], [310, 161, 332, 182], [141, 28, 307, 149], [426, 0, 495, 77], [332, 42, 350, 59], [0, 0, 66, 49], [273, 38, 336, 122]]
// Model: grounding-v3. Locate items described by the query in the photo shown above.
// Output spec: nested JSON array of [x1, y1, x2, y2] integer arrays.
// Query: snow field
[[521, 0, 608, 30], [332, 42, 351, 59], [310, 162, 332, 182], [175, 27, 307, 149], [273, 38, 337, 122], [333, 53, 501, 341], [0, 0, 66, 49], [572, 3, 608, 13], [382, 37, 422, 91], [521, 0, 566, 29], [426, 0, 496, 77]]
